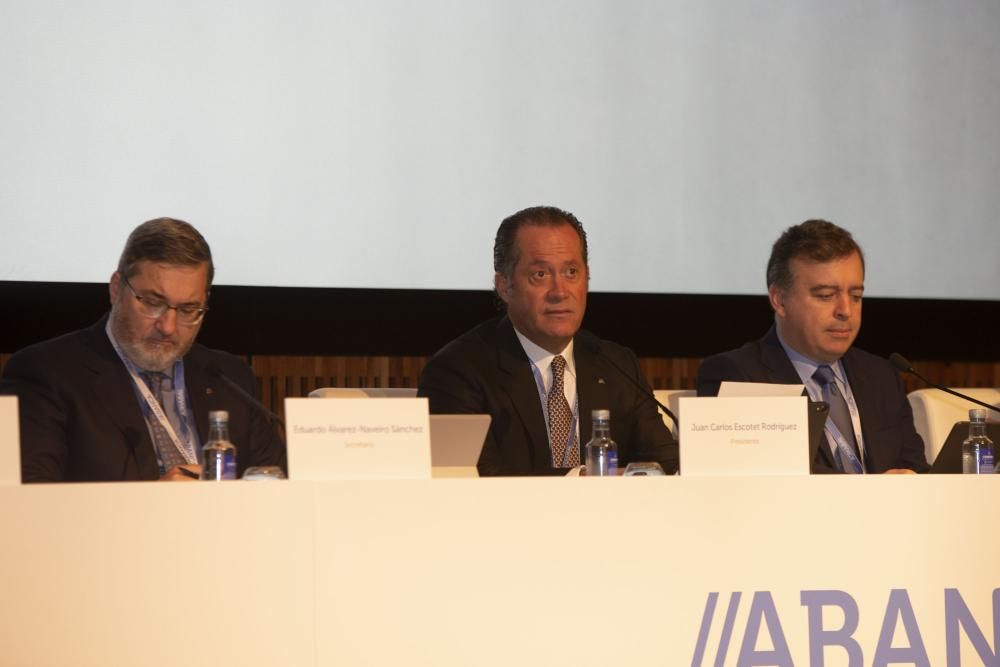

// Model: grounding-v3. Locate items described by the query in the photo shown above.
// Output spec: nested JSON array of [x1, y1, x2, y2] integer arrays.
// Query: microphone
[[205, 364, 286, 430], [594, 341, 680, 430], [889, 353, 1000, 415]]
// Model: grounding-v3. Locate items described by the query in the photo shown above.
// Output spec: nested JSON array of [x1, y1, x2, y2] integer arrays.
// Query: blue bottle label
[[223, 453, 237, 480]]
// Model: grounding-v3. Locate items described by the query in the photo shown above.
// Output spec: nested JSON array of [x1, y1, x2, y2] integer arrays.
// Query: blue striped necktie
[[812, 365, 863, 473]]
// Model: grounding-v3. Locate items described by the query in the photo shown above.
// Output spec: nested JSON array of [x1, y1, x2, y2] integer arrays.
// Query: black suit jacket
[[0, 316, 286, 482], [417, 316, 678, 476], [696, 326, 929, 473]]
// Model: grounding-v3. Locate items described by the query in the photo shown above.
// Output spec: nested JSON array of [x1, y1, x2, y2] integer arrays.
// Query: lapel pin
[[597, 378, 606, 385], [206, 387, 214, 395]]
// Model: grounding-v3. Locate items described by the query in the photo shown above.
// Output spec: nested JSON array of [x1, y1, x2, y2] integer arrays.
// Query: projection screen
[[2, 0, 998, 299]]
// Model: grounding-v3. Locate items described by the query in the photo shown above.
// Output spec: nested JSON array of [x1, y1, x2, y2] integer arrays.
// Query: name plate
[[285, 397, 431, 480], [679, 396, 809, 476]]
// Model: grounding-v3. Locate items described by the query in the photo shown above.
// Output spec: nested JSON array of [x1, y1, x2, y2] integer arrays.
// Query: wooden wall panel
[[247, 355, 1000, 421], [250, 355, 431, 417], [638, 357, 703, 390]]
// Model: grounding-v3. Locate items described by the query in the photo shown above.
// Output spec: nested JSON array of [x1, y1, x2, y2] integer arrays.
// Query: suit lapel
[[80, 318, 160, 479], [841, 349, 880, 472], [183, 348, 212, 445], [574, 332, 607, 448], [759, 327, 803, 384], [495, 318, 549, 465]]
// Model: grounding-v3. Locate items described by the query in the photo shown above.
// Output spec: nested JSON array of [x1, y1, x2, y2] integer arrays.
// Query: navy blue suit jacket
[[696, 326, 928, 473], [418, 316, 678, 476], [0, 316, 286, 482]]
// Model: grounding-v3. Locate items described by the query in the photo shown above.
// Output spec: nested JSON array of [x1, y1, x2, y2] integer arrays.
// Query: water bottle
[[202, 410, 238, 480], [961, 409, 994, 474], [585, 409, 618, 476]]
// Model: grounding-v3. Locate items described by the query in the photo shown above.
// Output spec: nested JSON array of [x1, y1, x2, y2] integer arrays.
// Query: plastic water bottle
[[585, 409, 618, 476], [202, 410, 238, 480], [961, 409, 994, 474]]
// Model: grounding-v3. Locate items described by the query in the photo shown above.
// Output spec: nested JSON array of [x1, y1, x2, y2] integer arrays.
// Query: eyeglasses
[[121, 274, 209, 325]]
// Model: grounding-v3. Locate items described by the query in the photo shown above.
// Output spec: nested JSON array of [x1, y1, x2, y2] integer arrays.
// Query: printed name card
[[679, 396, 810, 476], [285, 397, 431, 480]]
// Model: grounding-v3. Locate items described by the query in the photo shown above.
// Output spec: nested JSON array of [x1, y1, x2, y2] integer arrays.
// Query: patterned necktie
[[812, 365, 863, 473], [548, 355, 579, 467], [140, 371, 188, 471]]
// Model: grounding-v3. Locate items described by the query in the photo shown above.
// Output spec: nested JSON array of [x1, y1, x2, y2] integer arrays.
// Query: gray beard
[[109, 308, 186, 372]]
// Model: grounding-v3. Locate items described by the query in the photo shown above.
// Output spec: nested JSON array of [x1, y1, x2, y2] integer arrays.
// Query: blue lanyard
[[823, 414, 864, 473], [105, 321, 198, 466]]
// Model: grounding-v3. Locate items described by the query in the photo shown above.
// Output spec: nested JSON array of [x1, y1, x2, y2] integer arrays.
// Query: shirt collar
[[775, 325, 846, 386], [512, 328, 576, 382]]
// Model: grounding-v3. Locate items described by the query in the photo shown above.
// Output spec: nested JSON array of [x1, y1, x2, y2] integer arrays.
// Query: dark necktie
[[812, 365, 863, 473], [548, 355, 579, 467], [140, 371, 188, 470]]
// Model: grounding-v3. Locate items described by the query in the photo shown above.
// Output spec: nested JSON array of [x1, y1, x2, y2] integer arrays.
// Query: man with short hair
[[418, 206, 677, 476], [1, 218, 285, 482], [697, 219, 928, 474]]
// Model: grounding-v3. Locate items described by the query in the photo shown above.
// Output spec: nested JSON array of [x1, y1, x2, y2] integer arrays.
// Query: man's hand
[[881, 468, 917, 475], [161, 464, 203, 481]]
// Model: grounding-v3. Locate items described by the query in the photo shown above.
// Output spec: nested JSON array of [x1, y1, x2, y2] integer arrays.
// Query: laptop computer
[[309, 387, 418, 398], [428, 414, 491, 478]]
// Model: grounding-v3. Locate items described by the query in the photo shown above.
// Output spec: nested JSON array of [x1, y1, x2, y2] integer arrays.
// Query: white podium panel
[[0, 482, 316, 667], [0, 396, 19, 484], [1, 477, 998, 666]]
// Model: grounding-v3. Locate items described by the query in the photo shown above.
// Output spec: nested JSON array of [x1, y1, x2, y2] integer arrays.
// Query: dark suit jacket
[[0, 316, 286, 482], [417, 316, 678, 476], [696, 326, 929, 473]]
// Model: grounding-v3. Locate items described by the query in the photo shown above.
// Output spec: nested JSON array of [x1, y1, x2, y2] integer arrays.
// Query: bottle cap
[[592, 409, 610, 420], [209, 410, 230, 424], [969, 408, 987, 422]]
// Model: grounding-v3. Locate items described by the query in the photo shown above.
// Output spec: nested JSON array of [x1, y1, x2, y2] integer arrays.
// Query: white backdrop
[[2, 0, 998, 298]]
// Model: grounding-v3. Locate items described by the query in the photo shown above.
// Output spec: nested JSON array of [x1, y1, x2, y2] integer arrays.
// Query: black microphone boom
[[205, 364, 286, 429], [890, 353, 1000, 415], [595, 343, 680, 430], [119, 428, 141, 481]]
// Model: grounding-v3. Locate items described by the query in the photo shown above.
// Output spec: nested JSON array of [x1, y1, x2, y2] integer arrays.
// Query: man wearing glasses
[[0, 218, 285, 482]]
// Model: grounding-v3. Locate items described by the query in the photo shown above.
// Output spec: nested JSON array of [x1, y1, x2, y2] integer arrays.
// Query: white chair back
[[653, 389, 695, 437], [907, 388, 1000, 464]]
